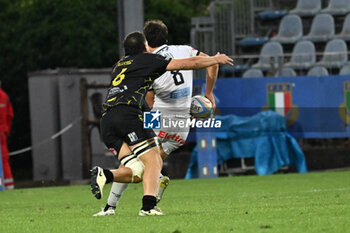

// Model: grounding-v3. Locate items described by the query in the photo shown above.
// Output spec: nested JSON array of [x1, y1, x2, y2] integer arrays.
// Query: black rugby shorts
[[100, 105, 156, 156]]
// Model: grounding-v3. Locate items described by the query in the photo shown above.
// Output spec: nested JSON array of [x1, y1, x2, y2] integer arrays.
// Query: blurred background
[[2, 0, 350, 188]]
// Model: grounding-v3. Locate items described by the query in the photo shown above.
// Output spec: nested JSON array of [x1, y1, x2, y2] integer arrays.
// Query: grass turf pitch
[[1, 170, 350, 233]]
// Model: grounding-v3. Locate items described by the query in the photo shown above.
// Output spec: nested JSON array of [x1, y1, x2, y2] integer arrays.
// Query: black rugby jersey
[[102, 53, 171, 113]]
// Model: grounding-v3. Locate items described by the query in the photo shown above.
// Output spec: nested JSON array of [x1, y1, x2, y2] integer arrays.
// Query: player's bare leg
[[129, 141, 164, 216], [136, 146, 162, 196], [136, 147, 164, 216]]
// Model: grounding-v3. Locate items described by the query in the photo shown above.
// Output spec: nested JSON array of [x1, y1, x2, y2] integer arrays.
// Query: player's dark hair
[[123, 31, 146, 56], [143, 20, 168, 48]]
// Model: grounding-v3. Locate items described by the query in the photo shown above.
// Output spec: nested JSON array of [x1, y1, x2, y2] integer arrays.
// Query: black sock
[[142, 195, 157, 211], [104, 204, 116, 211], [103, 169, 114, 184]]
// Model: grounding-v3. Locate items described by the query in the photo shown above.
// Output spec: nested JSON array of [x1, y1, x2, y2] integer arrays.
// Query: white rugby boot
[[93, 206, 116, 217], [139, 207, 164, 216], [90, 166, 106, 200]]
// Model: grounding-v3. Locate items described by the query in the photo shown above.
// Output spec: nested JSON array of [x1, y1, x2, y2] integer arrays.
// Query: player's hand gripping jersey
[[102, 53, 171, 113]]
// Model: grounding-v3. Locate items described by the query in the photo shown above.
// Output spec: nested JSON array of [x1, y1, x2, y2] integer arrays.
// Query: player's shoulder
[[137, 53, 170, 63], [168, 45, 199, 57], [145, 52, 168, 59], [139, 52, 162, 58], [168, 45, 193, 52]]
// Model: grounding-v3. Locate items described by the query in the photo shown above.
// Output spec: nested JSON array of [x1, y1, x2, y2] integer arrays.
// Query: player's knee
[[125, 158, 145, 183]]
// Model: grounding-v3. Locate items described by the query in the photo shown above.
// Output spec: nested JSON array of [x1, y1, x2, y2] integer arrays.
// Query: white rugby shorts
[[152, 116, 190, 155]]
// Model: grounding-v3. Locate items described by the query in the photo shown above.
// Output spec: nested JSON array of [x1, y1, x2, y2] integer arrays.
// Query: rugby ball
[[190, 95, 213, 118]]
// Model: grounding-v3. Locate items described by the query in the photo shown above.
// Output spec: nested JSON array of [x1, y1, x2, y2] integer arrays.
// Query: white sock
[[107, 182, 129, 207], [157, 173, 169, 201]]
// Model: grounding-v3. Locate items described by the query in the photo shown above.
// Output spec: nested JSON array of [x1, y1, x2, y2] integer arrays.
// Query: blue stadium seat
[[237, 37, 269, 47], [334, 13, 350, 41], [270, 14, 303, 44], [275, 67, 297, 77], [316, 39, 348, 68], [242, 68, 264, 78], [252, 42, 284, 71], [219, 64, 250, 77], [303, 14, 335, 42], [307, 66, 329, 77], [289, 0, 321, 17], [339, 64, 350, 75], [284, 41, 316, 70], [257, 10, 289, 20], [321, 0, 350, 16]]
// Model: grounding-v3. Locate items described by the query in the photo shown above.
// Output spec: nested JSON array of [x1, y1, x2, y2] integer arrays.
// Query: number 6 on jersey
[[112, 68, 127, 86]]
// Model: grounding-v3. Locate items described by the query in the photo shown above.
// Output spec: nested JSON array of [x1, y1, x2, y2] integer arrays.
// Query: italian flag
[[346, 91, 350, 123], [268, 92, 291, 116], [346, 91, 350, 111]]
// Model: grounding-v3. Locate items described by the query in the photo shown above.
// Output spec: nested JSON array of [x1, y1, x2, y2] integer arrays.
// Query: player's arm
[[198, 52, 218, 110], [166, 53, 233, 71], [145, 90, 155, 109]]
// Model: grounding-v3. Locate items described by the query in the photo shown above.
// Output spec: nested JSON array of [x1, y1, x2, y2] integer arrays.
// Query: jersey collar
[[153, 44, 168, 54]]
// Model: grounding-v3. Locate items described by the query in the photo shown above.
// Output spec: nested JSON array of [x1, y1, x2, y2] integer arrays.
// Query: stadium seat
[[270, 14, 303, 44], [257, 10, 289, 20], [242, 68, 264, 78], [339, 64, 350, 75], [303, 14, 335, 42], [252, 42, 284, 71], [289, 0, 321, 17], [315, 39, 348, 68], [321, 0, 350, 16], [284, 41, 316, 70], [307, 66, 329, 77], [237, 37, 269, 47], [219, 64, 250, 77], [334, 13, 350, 41], [275, 67, 297, 77]]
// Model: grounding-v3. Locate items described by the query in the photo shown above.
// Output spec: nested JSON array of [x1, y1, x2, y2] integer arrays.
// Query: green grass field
[[1, 170, 350, 233]]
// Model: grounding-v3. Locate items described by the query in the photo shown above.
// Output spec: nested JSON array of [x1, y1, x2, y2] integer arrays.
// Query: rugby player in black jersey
[[90, 31, 233, 216]]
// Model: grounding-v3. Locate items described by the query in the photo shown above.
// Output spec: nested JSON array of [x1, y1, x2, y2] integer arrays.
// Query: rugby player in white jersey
[[93, 20, 218, 216]]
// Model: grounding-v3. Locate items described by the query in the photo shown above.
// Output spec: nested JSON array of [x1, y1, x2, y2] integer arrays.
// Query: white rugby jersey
[[152, 45, 199, 116]]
